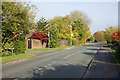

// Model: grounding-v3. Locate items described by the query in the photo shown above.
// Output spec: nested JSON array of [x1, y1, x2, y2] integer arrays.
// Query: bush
[[13, 34, 26, 55], [2, 35, 26, 56], [112, 44, 120, 64], [2, 51, 12, 57], [112, 50, 116, 54]]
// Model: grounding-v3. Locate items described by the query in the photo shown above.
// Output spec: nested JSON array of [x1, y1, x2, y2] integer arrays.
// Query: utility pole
[[47, 24, 52, 49], [70, 25, 73, 46], [48, 31, 50, 49]]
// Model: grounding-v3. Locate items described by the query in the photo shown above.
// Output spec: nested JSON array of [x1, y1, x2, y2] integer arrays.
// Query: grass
[[113, 57, 120, 67], [27, 43, 90, 51], [1, 53, 35, 63], [111, 45, 120, 68]]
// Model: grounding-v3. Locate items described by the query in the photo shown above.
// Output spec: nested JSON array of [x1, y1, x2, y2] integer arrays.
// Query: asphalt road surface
[[2, 43, 103, 78]]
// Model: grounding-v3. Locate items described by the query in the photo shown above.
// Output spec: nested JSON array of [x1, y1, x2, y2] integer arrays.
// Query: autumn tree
[[113, 31, 120, 42], [94, 31, 105, 42], [49, 10, 91, 45], [49, 16, 71, 39], [90, 36, 95, 42], [70, 10, 91, 43], [104, 26, 118, 42]]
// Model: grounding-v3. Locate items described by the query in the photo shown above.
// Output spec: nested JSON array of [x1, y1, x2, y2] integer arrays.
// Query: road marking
[[38, 68, 42, 70], [64, 49, 86, 59], [48, 64, 52, 66], [44, 66, 47, 68], [35, 47, 82, 59], [52, 61, 55, 64], [47, 61, 56, 66], [64, 54, 74, 59], [63, 63, 68, 66], [63, 48, 89, 59]]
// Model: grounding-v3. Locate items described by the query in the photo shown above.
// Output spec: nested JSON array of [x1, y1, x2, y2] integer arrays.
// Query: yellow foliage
[[59, 33, 64, 39], [73, 30, 78, 38]]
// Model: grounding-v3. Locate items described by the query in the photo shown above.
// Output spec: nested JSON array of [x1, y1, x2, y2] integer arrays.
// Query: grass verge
[[27, 43, 90, 51], [1, 53, 35, 63], [111, 45, 120, 68]]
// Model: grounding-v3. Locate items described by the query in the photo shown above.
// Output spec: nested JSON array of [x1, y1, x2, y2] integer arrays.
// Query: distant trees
[[94, 31, 105, 42], [93, 26, 118, 43], [49, 10, 91, 45], [70, 11, 91, 43], [90, 36, 95, 42], [113, 31, 120, 42], [104, 26, 118, 42]]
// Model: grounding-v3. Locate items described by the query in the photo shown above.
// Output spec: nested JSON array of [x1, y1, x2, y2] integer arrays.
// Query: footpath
[[83, 46, 120, 80]]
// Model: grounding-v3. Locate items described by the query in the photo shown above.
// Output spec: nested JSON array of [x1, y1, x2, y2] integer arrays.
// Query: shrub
[[2, 51, 12, 57], [13, 34, 26, 55]]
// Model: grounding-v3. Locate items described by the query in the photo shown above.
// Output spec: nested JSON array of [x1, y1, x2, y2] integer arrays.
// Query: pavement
[[83, 45, 120, 80], [2, 43, 102, 79]]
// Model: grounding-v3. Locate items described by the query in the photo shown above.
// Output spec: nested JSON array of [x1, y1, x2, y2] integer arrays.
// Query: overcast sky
[[29, 1, 118, 35]]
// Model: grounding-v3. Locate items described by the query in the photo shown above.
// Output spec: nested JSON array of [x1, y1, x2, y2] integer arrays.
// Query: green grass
[[113, 57, 120, 68], [116, 63, 120, 67], [111, 46, 120, 68], [1, 53, 35, 63], [27, 46, 74, 50], [27, 43, 89, 51]]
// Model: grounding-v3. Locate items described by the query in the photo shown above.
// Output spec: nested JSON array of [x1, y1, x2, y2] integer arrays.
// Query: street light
[[70, 25, 73, 46], [46, 24, 52, 49], [48, 31, 50, 49]]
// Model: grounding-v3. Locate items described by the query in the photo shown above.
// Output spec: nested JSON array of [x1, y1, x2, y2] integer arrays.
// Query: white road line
[[64, 54, 74, 59], [44, 66, 47, 68], [36, 47, 81, 59], [47, 61, 56, 66], [38, 68, 42, 70], [48, 64, 52, 66], [64, 49, 86, 59]]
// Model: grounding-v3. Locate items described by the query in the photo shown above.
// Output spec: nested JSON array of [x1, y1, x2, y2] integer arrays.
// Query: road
[[2, 43, 103, 78]]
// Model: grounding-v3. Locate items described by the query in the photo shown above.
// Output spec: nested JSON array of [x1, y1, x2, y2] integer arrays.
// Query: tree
[[104, 26, 118, 42], [35, 16, 49, 34], [113, 31, 120, 42], [90, 36, 95, 42], [49, 25, 60, 48], [49, 16, 71, 39], [70, 10, 91, 43], [94, 31, 105, 42], [2, 2, 37, 54], [49, 10, 91, 45]]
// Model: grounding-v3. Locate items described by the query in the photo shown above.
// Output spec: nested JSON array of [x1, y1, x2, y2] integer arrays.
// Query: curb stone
[[81, 46, 102, 80]]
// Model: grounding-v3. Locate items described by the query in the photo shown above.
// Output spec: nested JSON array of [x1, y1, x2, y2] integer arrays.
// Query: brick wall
[[31, 39, 42, 48], [60, 39, 68, 47], [26, 38, 47, 49]]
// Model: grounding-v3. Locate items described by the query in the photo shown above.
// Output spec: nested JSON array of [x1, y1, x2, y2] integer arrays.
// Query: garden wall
[[26, 37, 47, 49], [60, 39, 68, 47]]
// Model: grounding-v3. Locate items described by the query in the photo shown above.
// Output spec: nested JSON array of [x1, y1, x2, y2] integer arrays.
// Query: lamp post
[[48, 31, 50, 49], [70, 25, 73, 46], [47, 24, 52, 49]]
